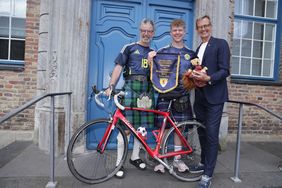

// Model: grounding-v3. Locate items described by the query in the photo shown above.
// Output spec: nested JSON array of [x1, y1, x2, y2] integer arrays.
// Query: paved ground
[[0, 140, 281, 188]]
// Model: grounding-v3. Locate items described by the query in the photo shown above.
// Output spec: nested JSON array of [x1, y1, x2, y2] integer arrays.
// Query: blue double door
[[88, 0, 195, 146]]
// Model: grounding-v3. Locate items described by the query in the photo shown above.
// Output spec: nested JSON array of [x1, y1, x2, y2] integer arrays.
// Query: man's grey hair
[[140, 18, 155, 31]]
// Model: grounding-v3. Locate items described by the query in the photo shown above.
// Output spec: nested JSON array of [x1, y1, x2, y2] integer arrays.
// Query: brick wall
[[0, 0, 40, 130], [280, 39, 282, 81], [228, 83, 282, 135]]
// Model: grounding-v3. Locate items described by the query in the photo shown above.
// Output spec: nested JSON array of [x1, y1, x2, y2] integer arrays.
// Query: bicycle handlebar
[[92, 85, 126, 111], [94, 91, 105, 108], [114, 91, 125, 110]]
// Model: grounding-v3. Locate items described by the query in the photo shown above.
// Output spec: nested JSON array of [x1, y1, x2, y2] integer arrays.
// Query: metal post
[[46, 96, 57, 188], [64, 93, 71, 158], [230, 103, 243, 183]]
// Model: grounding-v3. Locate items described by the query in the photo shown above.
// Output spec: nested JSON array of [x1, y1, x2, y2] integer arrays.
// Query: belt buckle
[[130, 75, 147, 82], [137, 75, 146, 81]]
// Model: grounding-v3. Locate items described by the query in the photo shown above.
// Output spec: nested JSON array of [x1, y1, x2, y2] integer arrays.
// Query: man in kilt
[[148, 19, 197, 173], [106, 18, 155, 178]]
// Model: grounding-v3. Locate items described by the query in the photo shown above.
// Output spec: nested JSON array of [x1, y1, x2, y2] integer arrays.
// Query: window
[[0, 0, 26, 69], [232, 0, 281, 81]]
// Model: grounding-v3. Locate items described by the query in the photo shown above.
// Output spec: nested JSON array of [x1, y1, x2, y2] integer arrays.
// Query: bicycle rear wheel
[[161, 120, 205, 182], [67, 118, 128, 184]]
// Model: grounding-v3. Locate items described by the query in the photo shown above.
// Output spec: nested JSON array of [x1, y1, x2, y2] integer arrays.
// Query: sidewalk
[[0, 140, 281, 188]]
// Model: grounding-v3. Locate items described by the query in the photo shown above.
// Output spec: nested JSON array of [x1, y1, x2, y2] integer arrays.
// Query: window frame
[[231, 0, 282, 83], [0, 0, 26, 71]]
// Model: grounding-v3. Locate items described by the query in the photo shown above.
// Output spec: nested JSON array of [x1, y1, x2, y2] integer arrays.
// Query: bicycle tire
[[67, 118, 128, 184], [161, 120, 205, 182]]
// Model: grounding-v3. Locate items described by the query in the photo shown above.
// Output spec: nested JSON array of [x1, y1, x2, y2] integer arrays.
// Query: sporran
[[172, 95, 190, 112], [137, 92, 152, 109]]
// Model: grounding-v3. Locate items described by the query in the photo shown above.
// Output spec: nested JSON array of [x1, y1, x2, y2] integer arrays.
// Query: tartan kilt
[[121, 79, 155, 129], [155, 97, 193, 128]]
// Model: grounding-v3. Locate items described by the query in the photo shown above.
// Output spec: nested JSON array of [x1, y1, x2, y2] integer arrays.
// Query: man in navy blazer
[[191, 15, 230, 188]]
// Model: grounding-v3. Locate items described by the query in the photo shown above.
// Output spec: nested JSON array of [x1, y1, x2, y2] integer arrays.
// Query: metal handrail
[[0, 92, 71, 124], [227, 99, 282, 183], [228, 100, 282, 121], [0, 92, 72, 188]]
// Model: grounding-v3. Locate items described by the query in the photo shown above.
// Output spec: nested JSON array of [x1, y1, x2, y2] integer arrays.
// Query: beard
[[141, 37, 151, 43]]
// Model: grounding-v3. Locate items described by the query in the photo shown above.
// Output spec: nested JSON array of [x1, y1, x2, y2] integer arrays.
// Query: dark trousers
[[194, 90, 224, 177]]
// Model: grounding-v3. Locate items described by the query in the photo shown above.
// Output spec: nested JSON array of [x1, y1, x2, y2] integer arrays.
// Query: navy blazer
[[195, 37, 230, 105]]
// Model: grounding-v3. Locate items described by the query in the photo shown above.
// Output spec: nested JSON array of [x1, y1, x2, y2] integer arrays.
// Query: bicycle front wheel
[[67, 118, 128, 184], [161, 120, 205, 182]]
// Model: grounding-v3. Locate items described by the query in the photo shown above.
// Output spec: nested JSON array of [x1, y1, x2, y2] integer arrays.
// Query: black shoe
[[189, 163, 204, 174], [115, 166, 125, 178], [129, 159, 146, 170]]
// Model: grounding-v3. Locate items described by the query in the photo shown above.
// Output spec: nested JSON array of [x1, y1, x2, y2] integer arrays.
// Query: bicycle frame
[[97, 105, 194, 160]]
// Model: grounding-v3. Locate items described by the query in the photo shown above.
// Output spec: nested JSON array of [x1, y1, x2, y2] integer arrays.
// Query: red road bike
[[67, 86, 204, 184]]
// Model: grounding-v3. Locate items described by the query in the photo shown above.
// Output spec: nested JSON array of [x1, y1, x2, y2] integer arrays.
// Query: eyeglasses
[[140, 29, 154, 34], [197, 24, 211, 30]]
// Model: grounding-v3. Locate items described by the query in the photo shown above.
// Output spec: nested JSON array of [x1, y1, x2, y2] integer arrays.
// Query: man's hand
[[191, 71, 210, 82], [105, 85, 113, 97], [147, 51, 156, 65], [191, 70, 210, 87]]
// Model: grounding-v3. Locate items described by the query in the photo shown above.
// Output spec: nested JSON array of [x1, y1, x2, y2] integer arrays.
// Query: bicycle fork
[[97, 120, 115, 153]]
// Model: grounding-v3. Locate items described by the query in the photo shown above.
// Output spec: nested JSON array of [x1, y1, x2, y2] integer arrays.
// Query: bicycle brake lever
[[107, 90, 112, 101], [88, 91, 94, 101]]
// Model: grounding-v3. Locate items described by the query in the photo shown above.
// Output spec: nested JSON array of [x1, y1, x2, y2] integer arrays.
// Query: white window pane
[[253, 41, 263, 58], [254, 22, 264, 40], [232, 0, 278, 79], [241, 58, 251, 75], [0, 0, 10, 15], [0, 16, 9, 37], [242, 21, 252, 39], [242, 40, 252, 57], [264, 42, 273, 59], [255, 0, 265, 17], [234, 20, 242, 38], [252, 59, 262, 76], [266, 0, 277, 18], [14, 0, 26, 17], [263, 60, 271, 76], [265, 24, 275, 41], [242, 0, 254, 16], [232, 39, 240, 56], [11, 17, 25, 38], [231, 57, 240, 74], [235, 0, 243, 14]]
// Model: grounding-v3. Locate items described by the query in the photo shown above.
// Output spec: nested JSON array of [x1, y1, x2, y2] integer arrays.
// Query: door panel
[[88, 0, 194, 147], [148, 0, 194, 49]]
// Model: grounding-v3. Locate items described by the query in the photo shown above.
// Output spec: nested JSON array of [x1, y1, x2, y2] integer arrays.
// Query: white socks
[[116, 133, 130, 166], [131, 137, 141, 161], [174, 145, 182, 160], [116, 134, 143, 166]]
